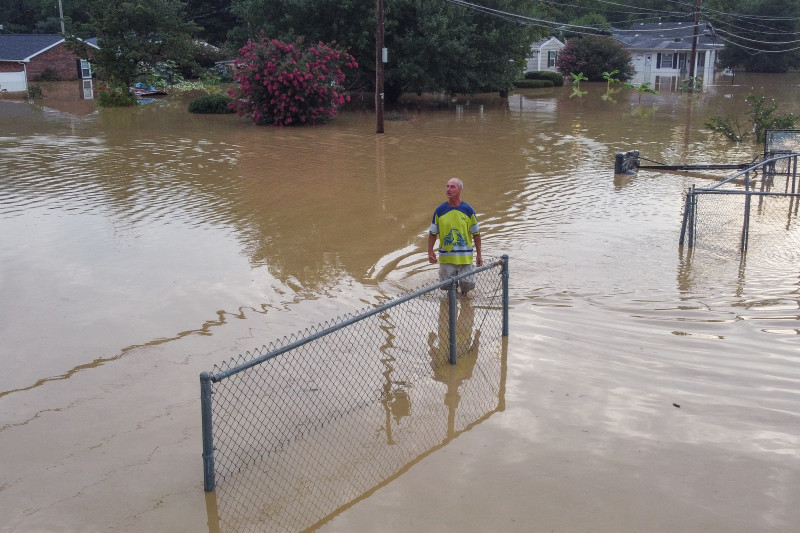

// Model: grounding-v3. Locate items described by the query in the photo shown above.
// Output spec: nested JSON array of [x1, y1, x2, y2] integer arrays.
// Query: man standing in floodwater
[[428, 178, 483, 294]]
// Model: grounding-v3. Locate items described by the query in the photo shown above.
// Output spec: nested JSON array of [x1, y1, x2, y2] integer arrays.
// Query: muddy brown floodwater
[[1, 74, 799, 532]]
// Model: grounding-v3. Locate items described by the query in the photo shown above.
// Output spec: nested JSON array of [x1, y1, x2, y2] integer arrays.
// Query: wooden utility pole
[[376, 0, 385, 134], [58, 0, 65, 33], [688, 0, 702, 82]]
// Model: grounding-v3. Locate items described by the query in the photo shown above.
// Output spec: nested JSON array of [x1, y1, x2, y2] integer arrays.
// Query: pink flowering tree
[[228, 34, 358, 126]]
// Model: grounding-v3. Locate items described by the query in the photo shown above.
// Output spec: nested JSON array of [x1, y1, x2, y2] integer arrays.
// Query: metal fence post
[[679, 187, 692, 247], [741, 171, 751, 253], [448, 278, 458, 364], [200, 372, 216, 492], [687, 185, 696, 248], [501, 255, 509, 337]]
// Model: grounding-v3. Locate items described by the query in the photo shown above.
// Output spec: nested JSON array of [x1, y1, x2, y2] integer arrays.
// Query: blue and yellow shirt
[[430, 202, 480, 265]]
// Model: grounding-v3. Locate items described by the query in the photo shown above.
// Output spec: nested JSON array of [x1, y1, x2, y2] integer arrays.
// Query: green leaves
[[70, 0, 199, 87]]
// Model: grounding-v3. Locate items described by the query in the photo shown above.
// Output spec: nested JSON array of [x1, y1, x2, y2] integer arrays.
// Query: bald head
[[445, 178, 463, 205]]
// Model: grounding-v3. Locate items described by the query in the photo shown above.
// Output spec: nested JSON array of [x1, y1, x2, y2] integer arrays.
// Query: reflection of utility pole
[[376, 0, 385, 134], [689, 0, 702, 83]]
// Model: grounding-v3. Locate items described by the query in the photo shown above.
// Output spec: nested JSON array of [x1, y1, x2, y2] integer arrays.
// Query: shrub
[[555, 36, 634, 82], [705, 91, 797, 143], [25, 85, 44, 100], [188, 93, 235, 114], [37, 68, 61, 82], [524, 71, 564, 86], [95, 82, 138, 107], [227, 35, 358, 126], [514, 79, 554, 89]]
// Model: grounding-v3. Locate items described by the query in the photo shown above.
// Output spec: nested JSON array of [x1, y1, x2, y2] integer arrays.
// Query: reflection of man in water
[[428, 298, 481, 433], [428, 178, 482, 295]]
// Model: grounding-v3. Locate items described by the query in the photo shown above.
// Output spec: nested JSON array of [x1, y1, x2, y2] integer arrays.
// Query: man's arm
[[428, 233, 438, 264], [473, 233, 482, 266]]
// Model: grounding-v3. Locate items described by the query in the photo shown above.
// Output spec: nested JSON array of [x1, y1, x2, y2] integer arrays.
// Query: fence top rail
[[707, 152, 799, 191], [204, 257, 507, 383]]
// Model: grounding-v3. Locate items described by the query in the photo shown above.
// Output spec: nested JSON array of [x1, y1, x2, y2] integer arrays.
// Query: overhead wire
[[438, 0, 800, 54]]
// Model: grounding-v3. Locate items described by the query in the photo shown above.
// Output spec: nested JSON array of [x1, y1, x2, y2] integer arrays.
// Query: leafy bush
[[514, 79, 554, 89], [37, 68, 61, 82], [555, 36, 634, 82], [188, 93, 235, 114], [25, 85, 44, 100], [95, 82, 138, 107], [705, 91, 797, 143], [227, 35, 358, 126], [524, 71, 564, 86]]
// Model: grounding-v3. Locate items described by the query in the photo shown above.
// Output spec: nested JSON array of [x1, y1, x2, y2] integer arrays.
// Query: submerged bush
[[188, 93, 234, 114], [514, 79, 554, 89], [96, 82, 137, 107], [524, 71, 564, 86]]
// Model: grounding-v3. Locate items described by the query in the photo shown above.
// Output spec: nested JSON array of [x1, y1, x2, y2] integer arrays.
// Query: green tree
[[229, 0, 539, 103], [184, 0, 240, 46], [709, 0, 800, 72], [555, 35, 634, 82], [228, 0, 374, 89], [386, 0, 536, 99], [68, 0, 200, 87]]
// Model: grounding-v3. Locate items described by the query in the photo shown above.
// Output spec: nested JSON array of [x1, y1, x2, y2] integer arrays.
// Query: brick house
[[0, 34, 98, 92]]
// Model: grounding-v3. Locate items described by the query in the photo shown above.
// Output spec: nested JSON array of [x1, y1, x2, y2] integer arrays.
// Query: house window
[[80, 59, 92, 79], [657, 53, 674, 69], [547, 50, 557, 68], [82, 79, 94, 99]]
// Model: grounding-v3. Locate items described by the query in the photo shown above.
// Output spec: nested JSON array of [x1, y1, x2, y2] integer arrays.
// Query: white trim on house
[[613, 22, 723, 87], [526, 37, 565, 73]]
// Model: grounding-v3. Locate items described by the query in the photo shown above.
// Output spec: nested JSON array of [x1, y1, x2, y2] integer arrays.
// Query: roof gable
[[0, 34, 99, 62]]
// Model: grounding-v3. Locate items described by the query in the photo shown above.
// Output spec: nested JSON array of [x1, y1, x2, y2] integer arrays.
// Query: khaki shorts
[[439, 263, 475, 293]]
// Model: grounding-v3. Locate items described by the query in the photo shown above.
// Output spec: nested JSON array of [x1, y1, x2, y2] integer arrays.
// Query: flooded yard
[[1, 74, 799, 532]]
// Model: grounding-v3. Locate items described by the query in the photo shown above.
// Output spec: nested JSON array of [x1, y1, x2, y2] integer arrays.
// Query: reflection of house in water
[[612, 22, 724, 90], [507, 93, 558, 114]]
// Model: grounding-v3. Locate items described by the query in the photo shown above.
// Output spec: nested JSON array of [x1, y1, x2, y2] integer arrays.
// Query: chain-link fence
[[200, 256, 508, 531], [680, 154, 800, 257]]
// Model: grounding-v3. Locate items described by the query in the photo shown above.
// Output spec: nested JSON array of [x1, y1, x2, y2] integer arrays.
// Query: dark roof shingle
[[613, 22, 722, 51]]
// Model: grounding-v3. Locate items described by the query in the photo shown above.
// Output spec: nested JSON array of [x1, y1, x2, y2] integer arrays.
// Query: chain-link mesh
[[684, 155, 800, 259], [202, 258, 508, 532]]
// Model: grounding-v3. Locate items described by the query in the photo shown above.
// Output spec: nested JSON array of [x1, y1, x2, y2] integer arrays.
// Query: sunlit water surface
[[1, 75, 799, 532]]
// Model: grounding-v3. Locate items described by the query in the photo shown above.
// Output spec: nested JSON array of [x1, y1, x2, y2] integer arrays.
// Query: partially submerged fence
[[680, 153, 800, 253], [200, 256, 509, 501]]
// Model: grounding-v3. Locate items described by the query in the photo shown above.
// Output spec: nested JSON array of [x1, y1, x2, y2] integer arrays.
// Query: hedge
[[188, 93, 235, 114], [513, 79, 555, 89], [523, 71, 565, 86]]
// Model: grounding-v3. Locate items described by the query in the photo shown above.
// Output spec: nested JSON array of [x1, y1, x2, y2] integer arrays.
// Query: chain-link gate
[[680, 153, 800, 255], [200, 256, 508, 531]]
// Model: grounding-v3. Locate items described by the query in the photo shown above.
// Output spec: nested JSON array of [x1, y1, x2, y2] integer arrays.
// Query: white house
[[612, 22, 723, 88], [526, 37, 565, 73]]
